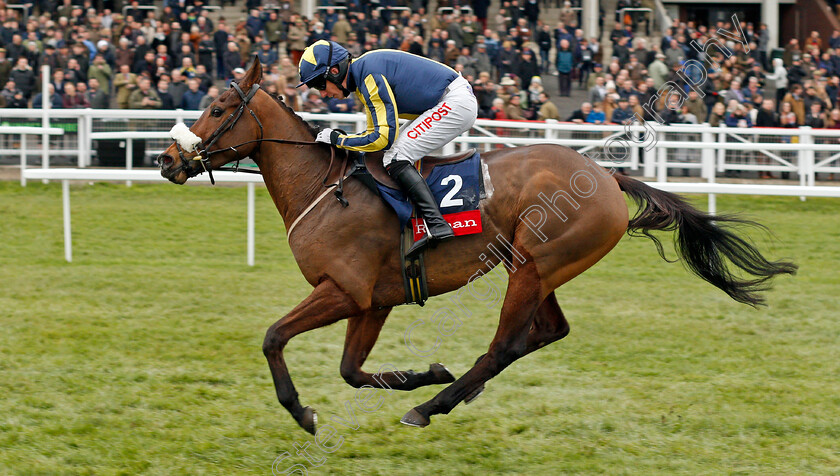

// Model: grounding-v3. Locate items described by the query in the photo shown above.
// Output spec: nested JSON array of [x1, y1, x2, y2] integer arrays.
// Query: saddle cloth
[[372, 150, 484, 239]]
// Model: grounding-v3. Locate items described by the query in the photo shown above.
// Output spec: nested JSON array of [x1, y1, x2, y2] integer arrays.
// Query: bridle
[[174, 81, 264, 185], [171, 80, 350, 207]]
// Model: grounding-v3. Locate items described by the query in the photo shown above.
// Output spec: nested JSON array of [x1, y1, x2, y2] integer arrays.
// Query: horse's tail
[[613, 174, 797, 307]]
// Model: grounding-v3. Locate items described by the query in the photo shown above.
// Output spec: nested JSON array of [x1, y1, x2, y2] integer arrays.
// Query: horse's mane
[[272, 94, 321, 137], [221, 81, 320, 138]]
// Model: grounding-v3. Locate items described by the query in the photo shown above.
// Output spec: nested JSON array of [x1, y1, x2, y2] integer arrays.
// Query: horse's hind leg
[[339, 308, 455, 390], [464, 292, 569, 404], [401, 260, 543, 427], [526, 291, 570, 351]]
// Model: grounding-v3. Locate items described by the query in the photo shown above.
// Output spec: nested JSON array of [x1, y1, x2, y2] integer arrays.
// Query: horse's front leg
[[339, 308, 455, 390], [262, 278, 360, 435]]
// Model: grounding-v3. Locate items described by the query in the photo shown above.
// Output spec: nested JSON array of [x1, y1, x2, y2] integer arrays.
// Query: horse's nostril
[[159, 155, 174, 169]]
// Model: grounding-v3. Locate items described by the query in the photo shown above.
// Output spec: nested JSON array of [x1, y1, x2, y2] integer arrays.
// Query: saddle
[[363, 148, 478, 189], [321, 147, 479, 204]]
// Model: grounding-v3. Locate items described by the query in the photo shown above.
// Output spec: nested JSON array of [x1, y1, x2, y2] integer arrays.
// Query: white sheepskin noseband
[[169, 123, 202, 153]]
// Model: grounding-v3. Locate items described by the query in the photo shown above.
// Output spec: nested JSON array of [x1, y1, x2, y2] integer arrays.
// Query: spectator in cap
[[474, 42, 492, 76], [537, 92, 560, 120], [611, 96, 634, 124], [257, 41, 279, 67], [41, 44, 62, 74], [517, 49, 539, 91], [96, 39, 116, 68], [587, 62, 605, 89], [227, 67, 246, 87], [648, 52, 669, 89]]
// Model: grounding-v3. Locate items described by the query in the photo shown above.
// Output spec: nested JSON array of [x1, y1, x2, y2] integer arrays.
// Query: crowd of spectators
[[564, 18, 840, 136], [0, 0, 599, 121]]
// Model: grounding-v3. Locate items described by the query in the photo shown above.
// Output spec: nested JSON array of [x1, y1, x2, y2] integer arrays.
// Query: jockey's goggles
[[305, 74, 328, 91]]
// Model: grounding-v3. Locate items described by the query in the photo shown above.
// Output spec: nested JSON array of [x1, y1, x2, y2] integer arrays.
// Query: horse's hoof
[[429, 363, 455, 383], [464, 384, 485, 405], [299, 406, 317, 435], [400, 408, 430, 428]]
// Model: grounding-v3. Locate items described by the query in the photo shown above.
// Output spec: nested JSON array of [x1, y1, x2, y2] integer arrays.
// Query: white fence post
[[247, 182, 255, 266], [657, 144, 667, 182], [702, 129, 716, 213], [83, 111, 93, 167], [62, 179, 72, 263], [126, 137, 133, 187], [717, 125, 727, 173], [20, 134, 27, 187], [643, 126, 656, 177], [41, 130, 49, 184], [76, 113, 85, 167], [799, 127, 813, 201], [41, 65, 50, 180]]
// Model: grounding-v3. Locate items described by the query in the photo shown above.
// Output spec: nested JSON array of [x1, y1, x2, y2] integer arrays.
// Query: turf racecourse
[[1, 180, 838, 475]]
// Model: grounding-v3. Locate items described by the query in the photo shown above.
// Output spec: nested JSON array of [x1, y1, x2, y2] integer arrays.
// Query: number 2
[[440, 175, 464, 208]]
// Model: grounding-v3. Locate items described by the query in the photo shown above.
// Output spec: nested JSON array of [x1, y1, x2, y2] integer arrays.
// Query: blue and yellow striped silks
[[339, 74, 399, 152], [334, 49, 459, 152]]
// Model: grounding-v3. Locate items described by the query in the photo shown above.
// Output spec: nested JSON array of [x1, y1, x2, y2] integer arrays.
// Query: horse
[[157, 58, 797, 433]]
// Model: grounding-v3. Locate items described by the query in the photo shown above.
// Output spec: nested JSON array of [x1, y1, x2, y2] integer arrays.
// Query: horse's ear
[[242, 55, 263, 89]]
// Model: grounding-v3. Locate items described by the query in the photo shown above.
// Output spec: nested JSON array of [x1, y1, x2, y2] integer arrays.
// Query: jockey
[[298, 40, 478, 258]]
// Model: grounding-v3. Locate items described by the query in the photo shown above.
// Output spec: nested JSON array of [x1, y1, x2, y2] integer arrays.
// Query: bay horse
[[158, 58, 796, 433]]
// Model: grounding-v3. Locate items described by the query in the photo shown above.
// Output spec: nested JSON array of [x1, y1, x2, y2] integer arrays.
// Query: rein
[[174, 81, 351, 235]]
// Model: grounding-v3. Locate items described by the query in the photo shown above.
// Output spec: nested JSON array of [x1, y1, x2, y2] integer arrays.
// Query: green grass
[[1, 181, 838, 475]]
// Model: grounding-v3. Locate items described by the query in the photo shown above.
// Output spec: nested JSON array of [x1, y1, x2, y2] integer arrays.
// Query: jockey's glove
[[315, 128, 341, 145]]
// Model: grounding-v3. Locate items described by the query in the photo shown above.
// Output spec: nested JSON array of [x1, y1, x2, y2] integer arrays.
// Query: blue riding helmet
[[297, 40, 351, 92]]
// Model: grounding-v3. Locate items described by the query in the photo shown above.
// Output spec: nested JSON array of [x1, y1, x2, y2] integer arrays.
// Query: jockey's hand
[[315, 128, 340, 145]]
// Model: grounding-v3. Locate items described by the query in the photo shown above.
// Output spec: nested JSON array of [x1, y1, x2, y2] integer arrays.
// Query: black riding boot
[[387, 160, 455, 257]]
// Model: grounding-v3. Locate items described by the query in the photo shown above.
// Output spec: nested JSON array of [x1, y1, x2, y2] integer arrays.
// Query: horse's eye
[[211, 107, 223, 117]]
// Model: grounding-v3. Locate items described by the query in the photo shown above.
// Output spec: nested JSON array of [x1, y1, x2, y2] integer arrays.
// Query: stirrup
[[406, 230, 454, 259]]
